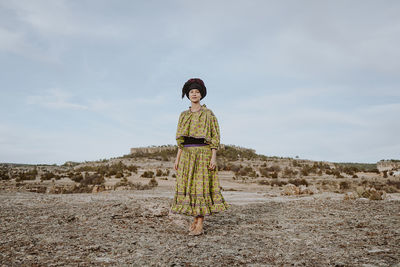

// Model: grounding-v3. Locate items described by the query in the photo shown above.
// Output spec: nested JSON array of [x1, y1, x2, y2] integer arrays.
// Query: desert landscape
[[1, 145, 400, 266]]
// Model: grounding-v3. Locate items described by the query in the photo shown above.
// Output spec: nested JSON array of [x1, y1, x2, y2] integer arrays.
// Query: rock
[[92, 184, 105, 193], [353, 186, 387, 200], [282, 184, 300, 196], [187, 242, 197, 248], [343, 192, 357, 200]]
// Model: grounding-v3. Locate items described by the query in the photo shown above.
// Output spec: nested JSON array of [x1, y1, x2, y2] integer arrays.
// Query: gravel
[[0, 190, 399, 266]]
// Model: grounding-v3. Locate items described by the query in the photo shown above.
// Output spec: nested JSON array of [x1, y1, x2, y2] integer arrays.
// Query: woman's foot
[[189, 217, 198, 231], [189, 216, 204, 236]]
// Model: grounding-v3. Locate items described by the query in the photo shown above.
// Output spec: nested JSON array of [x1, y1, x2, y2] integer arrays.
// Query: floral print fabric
[[175, 104, 220, 150], [170, 146, 230, 216], [171, 104, 230, 216]]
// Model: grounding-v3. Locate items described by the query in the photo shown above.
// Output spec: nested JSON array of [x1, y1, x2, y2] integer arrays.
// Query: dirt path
[[1, 190, 399, 266]]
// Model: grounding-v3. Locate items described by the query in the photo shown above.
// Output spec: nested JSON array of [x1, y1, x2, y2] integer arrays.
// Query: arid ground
[[1, 147, 400, 266], [1, 182, 399, 266]]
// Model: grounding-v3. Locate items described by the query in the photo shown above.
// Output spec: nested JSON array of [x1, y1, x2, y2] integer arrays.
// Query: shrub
[[339, 181, 350, 190], [257, 179, 269, 185], [16, 169, 38, 181], [300, 167, 309, 176], [283, 167, 297, 178], [288, 178, 308, 186], [141, 171, 154, 178], [267, 165, 281, 172], [259, 167, 270, 178], [370, 168, 380, 174], [261, 162, 267, 167], [226, 163, 241, 173], [81, 173, 104, 186], [387, 179, 400, 189], [0, 168, 10, 180], [270, 180, 287, 187], [270, 172, 278, 179], [70, 174, 83, 183], [148, 177, 158, 188], [239, 166, 254, 177]]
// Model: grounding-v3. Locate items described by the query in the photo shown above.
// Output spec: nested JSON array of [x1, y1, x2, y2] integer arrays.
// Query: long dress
[[170, 104, 230, 216]]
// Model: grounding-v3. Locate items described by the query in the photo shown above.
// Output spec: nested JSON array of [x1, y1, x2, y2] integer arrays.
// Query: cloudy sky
[[0, 0, 399, 164]]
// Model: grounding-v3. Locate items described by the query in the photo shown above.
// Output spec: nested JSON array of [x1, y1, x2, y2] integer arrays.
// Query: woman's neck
[[190, 102, 201, 112]]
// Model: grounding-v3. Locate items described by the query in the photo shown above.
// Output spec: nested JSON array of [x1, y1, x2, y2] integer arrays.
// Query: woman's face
[[188, 89, 201, 103]]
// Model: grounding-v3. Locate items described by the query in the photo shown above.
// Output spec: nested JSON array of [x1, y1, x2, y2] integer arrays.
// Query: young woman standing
[[170, 78, 230, 236]]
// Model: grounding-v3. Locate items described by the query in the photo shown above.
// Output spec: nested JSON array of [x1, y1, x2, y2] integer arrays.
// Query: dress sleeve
[[209, 113, 220, 150], [176, 112, 185, 149]]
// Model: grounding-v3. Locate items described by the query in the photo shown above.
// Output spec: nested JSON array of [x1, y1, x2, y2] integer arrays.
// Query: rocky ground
[[1, 189, 399, 266]]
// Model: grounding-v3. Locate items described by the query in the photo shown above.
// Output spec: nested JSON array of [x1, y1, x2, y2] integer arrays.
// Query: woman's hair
[[182, 78, 207, 100]]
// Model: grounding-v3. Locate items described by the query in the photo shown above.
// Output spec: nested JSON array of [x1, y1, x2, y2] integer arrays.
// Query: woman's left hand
[[209, 155, 217, 170]]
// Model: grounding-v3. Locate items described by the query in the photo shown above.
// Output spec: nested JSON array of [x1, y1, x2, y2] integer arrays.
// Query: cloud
[[3, 0, 126, 38], [26, 88, 89, 110], [219, 87, 400, 162]]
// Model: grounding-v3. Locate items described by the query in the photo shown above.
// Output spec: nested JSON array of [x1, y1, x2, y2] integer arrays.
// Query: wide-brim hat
[[182, 78, 207, 100]]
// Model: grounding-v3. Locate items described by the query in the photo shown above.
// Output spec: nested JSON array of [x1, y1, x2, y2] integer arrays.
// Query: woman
[[170, 78, 230, 236]]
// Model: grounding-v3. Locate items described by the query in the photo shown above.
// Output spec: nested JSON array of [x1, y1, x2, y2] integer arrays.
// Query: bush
[[339, 181, 350, 190], [270, 172, 278, 179], [141, 171, 154, 178], [259, 167, 270, 178], [149, 177, 158, 187], [267, 165, 281, 172], [300, 167, 309, 176], [257, 179, 269, 185], [239, 166, 255, 177], [283, 167, 297, 178], [226, 163, 241, 173], [81, 173, 104, 186], [387, 179, 400, 189], [0, 168, 10, 180], [16, 169, 38, 181], [156, 169, 163, 177], [288, 178, 308, 187], [70, 174, 83, 183], [270, 180, 287, 187], [370, 168, 380, 174], [75, 162, 138, 177]]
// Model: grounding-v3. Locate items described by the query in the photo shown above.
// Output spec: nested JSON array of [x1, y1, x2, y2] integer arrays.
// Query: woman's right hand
[[174, 157, 180, 171]]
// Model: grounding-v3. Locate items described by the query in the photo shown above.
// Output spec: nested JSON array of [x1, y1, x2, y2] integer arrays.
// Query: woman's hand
[[174, 157, 180, 171], [174, 148, 182, 171], [208, 154, 217, 170]]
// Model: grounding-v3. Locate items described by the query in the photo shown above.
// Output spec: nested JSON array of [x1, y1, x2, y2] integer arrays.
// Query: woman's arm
[[174, 147, 183, 170], [209, 148, 217, 170]]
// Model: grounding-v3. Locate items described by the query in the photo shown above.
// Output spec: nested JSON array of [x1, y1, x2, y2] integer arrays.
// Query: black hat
[[182, 78, 207, 100]]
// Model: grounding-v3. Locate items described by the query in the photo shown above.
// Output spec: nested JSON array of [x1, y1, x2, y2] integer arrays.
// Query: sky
[[0, 0, 399, 165]]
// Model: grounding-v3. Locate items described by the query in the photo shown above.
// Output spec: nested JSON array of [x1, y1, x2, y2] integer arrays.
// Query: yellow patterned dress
[[170, 104, 230, 217]]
